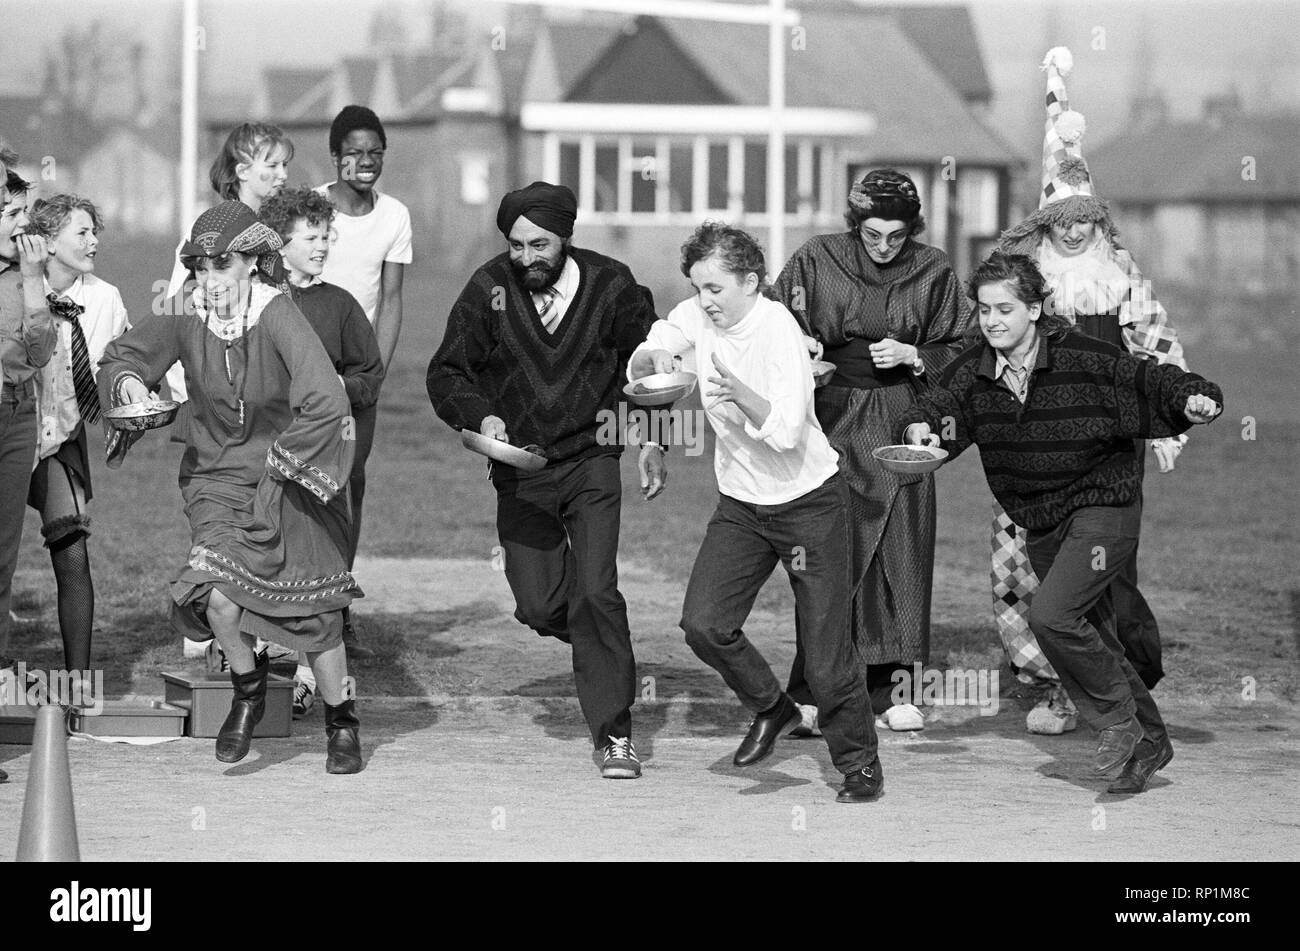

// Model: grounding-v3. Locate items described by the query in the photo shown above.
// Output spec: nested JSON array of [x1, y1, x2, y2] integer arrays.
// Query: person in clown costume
[[992, 47, 1193, 734]]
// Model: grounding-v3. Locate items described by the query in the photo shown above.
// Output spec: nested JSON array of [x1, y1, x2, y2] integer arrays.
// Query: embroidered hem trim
[[187, 546, 357, 604], [266, 440, 341, 503]]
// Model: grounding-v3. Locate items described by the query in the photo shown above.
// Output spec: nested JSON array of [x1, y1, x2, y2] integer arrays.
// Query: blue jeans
[[680, 474, 878, 774]]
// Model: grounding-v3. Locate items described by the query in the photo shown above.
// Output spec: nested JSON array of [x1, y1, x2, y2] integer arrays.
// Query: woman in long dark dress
[[98, 202, 364, 772], [772, 169, 973, 730]]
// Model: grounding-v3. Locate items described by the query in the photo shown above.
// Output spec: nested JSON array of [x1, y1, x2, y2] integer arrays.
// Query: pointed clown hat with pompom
[[1002, 47, 1115, 250]]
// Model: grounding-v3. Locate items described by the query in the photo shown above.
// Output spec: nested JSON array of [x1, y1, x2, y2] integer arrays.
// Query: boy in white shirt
[[316, 106, 412, 367], [316, 106, 412, 660], [630, 222, 882, 802]]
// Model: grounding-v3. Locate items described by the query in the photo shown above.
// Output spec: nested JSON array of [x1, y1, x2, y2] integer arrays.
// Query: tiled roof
[[564, 10, 1018, 164], [1089, 113, 1300, 203], [262, 68, 334, 119]]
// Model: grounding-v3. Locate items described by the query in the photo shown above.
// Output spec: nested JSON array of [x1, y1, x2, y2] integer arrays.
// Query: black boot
[[324, 699, 363, 774], [215, 652, 268, 763]]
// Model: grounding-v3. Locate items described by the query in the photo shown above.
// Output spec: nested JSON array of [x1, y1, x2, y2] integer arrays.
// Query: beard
[[513, 249, 568, 292]]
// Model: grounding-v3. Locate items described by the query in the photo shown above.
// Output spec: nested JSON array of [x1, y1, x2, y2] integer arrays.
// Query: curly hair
[[260, 185, 336, 241], [844, 167, 926, 235], [28, 194, 104, 240], [329, 105, 387, 155], [680, 220, 766, 284], [966, 251, 1071, 338], [209, 123, 294, 201]]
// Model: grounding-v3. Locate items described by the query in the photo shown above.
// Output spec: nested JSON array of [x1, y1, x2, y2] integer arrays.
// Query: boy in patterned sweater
[[899, 253, 1222, 794]]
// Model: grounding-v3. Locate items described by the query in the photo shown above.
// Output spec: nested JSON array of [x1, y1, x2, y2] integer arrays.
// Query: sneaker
[[600, 736, 642, 779], [1026, 685, 1078, 735], [788, 702, 821, 738], [257, 637, 298, 661], [292, 679, 316, 719], [876, 703, 925, 732]]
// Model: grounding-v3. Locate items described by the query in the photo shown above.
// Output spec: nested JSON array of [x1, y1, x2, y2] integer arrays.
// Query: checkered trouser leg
[[990, 500, 1059, 682]]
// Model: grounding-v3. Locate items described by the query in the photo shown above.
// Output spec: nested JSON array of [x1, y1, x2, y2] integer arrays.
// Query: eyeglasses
[[859, 225, 908, 249]]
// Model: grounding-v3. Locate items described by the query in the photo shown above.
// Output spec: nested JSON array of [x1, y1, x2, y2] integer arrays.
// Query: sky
[[3, 0, 1299, 155]]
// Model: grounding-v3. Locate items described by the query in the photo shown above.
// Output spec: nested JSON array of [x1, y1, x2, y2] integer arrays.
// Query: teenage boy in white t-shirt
[[315, 105, 412, 661], [317, 105, 412, 368]]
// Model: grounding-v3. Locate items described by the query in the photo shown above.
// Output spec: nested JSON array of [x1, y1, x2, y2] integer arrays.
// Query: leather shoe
[[1094, 714, 1145, 775], [837, 758, 884, 802], [733, 694, 801, 767], [1107, 736, 1173, 794]]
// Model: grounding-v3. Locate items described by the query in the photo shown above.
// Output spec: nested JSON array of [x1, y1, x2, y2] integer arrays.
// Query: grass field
[[7, 241, 1299, 707]]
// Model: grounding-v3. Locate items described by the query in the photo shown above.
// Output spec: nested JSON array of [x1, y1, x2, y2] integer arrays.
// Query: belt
[[1, 378, 36, 402], [822, 339, 912, 390]]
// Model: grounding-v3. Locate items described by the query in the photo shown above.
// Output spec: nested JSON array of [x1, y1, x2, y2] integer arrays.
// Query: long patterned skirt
[[170, 474, 362, 651]]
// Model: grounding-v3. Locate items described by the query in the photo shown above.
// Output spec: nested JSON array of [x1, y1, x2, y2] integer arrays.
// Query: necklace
[[203, 304, 250, 427]]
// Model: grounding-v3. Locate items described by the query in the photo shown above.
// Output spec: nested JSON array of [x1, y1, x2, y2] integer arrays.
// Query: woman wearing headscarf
[[98, 201, 363, 773], [772, 169, 973, 732], [992, 48, 1191, 735]]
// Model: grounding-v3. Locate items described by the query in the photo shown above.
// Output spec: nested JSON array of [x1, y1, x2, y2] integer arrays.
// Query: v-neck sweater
[[427, 247, 656, 463]]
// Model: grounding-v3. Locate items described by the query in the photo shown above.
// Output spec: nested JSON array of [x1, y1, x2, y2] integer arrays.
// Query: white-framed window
[[548, 133, 832, 224], [957, 167, 1000, 236]]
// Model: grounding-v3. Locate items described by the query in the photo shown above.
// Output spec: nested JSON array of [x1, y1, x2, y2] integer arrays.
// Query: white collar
[[994, 334, 1041, 377], [538, 255, 579, 301], [45, 274, 85, 302]]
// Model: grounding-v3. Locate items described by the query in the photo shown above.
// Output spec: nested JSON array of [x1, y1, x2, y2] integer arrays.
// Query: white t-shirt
[[631, 295, 839, 506], [314, 185, 413, 323]]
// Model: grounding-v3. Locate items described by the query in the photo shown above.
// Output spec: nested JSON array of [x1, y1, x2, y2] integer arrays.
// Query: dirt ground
[[2, 554, 1297, 861]]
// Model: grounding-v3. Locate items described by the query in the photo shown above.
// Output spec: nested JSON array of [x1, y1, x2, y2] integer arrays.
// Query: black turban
[[496, 181, 577, 239]]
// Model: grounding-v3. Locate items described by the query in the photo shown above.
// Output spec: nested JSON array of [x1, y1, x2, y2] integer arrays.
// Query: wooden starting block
[[160, 672, 294, 738]]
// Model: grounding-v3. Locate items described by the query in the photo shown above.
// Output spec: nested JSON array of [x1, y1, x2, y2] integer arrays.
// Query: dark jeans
[[1114, 456, 1163, 688], [1024, 501, 1166, 744], [680, 474, 878, 774], [0, 387, 38, 656], [493, 453, 635, 747], [345, 402, 377, 568]]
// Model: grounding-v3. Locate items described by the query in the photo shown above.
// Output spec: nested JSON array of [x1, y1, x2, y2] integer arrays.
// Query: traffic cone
[[15, 705, 80, 861]]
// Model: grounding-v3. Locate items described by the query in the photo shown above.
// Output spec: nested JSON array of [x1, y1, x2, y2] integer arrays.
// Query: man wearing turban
[[427, 181, 665, 780]]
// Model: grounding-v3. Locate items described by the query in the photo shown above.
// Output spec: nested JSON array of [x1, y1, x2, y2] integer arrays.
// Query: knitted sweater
[[897, 330, 1223, 530], [427, 248, 656, 463], [286, 281, 384, 411]]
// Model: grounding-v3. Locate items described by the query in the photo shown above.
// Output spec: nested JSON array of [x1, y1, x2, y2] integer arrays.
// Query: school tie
[[536, 287, 560, 333], [47, 293, 102, 424]]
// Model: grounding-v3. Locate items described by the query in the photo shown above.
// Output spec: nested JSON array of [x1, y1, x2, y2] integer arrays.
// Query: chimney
[[1203, 87, 1241, 129]]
